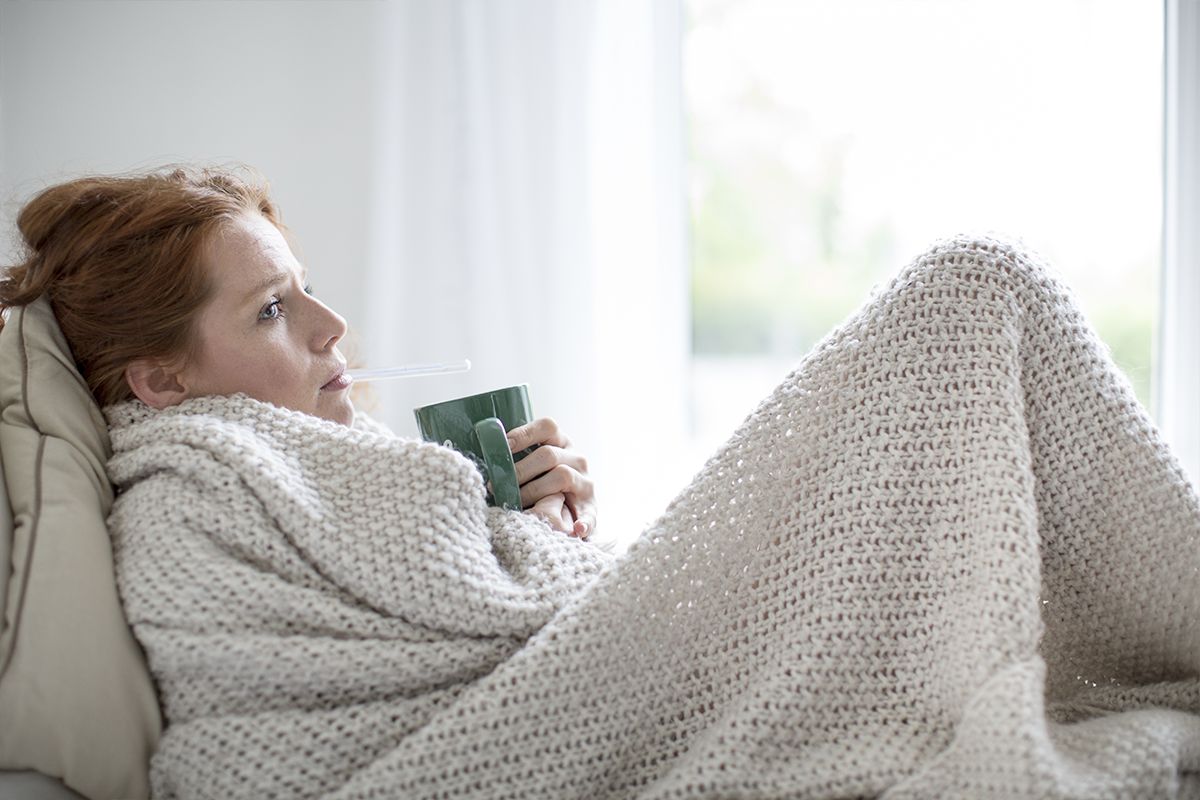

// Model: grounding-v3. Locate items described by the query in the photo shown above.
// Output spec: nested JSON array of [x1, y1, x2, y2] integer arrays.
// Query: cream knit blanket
[[105, 236, 1200, 799]]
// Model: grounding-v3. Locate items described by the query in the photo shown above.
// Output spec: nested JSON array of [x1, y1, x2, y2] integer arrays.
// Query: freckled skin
[[178, 212, 354, 426]]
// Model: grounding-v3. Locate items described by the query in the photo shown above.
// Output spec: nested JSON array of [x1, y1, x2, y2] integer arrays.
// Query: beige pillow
[[0, 410, 11, 642], [0, 297, 160, 800]]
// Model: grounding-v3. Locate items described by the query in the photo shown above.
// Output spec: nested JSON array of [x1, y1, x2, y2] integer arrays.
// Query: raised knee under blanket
[[104, 236, 1200, 799]]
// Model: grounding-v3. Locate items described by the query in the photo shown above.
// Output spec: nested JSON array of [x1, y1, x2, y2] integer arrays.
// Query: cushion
[[0, 297, 160, 800], [0, 409, 11, 635], [0, 769, 88, 799]]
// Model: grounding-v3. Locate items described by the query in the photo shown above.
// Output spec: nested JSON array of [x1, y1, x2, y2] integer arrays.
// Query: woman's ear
[[125, 359, 189, 409]]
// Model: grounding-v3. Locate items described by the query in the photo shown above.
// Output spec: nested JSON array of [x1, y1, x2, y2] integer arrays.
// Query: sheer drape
[[363, 0, 688, 547]]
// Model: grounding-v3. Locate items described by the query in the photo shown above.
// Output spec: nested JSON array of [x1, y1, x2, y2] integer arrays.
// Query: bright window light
[[684, 0, 1163, 466]]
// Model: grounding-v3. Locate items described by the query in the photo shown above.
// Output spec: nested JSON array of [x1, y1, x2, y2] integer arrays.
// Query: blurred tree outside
[[684, 0, 1160, 458]]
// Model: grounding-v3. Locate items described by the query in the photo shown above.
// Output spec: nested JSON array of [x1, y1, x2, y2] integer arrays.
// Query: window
[[684, 0, 1163, 463]]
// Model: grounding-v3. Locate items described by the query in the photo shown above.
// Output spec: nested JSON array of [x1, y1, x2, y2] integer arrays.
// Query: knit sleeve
[[351, 408, 396, 438], [255, 437, 617, 641], [486, 508, 616, 605], [106, 397, 617, 645], [286, 499, 616, 641]]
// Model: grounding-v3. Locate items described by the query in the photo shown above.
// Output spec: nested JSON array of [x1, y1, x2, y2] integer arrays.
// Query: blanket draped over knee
[[105, 237, 1200, 800]]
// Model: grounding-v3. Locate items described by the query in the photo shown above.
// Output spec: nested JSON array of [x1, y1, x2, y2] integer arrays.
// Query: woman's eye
[[259, 299, 282, 321]]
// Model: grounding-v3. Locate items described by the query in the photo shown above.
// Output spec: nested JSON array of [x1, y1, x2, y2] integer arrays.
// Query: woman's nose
[[312, 298, 348, 351], [325, 314, 347, 350]]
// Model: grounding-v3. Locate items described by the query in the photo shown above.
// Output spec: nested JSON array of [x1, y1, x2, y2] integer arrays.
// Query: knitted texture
[[105, 236, 1200, 799], [104, 391, 616, 798]]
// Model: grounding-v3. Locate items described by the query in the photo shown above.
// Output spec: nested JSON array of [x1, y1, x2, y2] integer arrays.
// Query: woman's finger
[[524, 492, 573, 533], [571, 498, 598, 539], [519, 464, 592, 510], [513, 444, 588, 485], [562, 493, 597, 539], [562, 494, 594, 539], [507, 417, 570, 453]]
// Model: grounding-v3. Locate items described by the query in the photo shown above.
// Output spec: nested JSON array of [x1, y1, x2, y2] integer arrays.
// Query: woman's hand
[[506, 418, 597, 539], [527, 492, 576, 535]]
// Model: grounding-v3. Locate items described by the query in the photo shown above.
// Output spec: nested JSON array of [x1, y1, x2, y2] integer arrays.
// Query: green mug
[[413, 384, 535, 511]]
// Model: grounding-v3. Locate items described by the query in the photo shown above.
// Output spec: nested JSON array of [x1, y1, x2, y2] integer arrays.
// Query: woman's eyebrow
[[242, 269, 307, 305]]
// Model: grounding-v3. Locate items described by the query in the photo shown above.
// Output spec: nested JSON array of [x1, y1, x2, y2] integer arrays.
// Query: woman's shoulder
[[103, 394, 395, 452], [351, 408, 397, 439], [102, 393, 478, 499]]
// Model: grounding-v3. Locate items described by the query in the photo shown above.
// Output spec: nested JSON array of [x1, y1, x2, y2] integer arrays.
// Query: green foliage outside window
[[686, 0, 1156, 410]]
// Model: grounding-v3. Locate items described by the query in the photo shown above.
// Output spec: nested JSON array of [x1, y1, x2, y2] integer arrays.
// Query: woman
[[3, 165, 1197, 800], [0, 165, 597, 538]]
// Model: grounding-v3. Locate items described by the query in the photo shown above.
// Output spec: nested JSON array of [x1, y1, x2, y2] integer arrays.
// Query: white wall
[[0, 1, 690, 549], [0, 0, 380, 343]]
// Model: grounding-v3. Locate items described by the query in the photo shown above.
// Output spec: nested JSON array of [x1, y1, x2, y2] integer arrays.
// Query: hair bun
[[17, 178, 113, 254], [1, 163, 278, 404]]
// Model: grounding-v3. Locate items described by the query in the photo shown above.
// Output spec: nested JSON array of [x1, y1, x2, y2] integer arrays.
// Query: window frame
[[1156, 0, 1200, 489]]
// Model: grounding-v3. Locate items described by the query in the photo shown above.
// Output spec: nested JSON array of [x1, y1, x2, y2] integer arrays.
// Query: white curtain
[[363, 0, 689, 548]]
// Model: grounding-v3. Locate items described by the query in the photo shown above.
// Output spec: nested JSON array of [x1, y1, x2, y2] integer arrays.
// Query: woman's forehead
[[206, 213, 304, 293]]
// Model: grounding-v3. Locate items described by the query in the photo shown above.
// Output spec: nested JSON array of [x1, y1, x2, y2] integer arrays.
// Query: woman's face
[[175, 211, 354, 426]]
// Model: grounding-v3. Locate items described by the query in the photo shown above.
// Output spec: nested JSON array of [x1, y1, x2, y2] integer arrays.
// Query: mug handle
[[473, 417, 522, 511]]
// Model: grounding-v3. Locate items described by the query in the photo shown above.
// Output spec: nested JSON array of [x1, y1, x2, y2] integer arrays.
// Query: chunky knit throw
[[105, 236, 1200, 800]]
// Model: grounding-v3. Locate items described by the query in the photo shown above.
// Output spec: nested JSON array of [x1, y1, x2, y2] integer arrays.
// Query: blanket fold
[[105, 235, 1200, 799]]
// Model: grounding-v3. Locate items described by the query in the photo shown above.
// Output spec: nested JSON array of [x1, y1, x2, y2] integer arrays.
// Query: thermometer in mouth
[[345, 359, 471, 382]]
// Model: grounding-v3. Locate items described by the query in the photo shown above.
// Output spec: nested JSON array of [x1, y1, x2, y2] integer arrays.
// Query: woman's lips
[[321, 369, 352, 392]]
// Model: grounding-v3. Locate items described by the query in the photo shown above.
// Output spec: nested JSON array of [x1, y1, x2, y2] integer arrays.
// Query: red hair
[[0, 164, 285, 407]]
